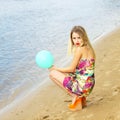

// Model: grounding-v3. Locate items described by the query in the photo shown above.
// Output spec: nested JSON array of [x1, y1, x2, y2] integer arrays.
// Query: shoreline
[[0, 26, 120, 120], [93, 25, 120, 44], [0, 77, 49, 115]]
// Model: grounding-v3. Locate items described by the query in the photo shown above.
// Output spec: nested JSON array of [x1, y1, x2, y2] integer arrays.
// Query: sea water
[[0, 0, 120, 112]]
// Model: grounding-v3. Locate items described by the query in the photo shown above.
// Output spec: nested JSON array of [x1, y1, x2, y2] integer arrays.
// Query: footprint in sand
[[105, 115, 115, 120], [42, 115, 49, 119], [34, 115, 49, 120], [112, 86, 120, 96], [64, 100, 72, 102], [105, 111, 120, 120], [86, 96, 104, 106], [34, 114, 64, 120]]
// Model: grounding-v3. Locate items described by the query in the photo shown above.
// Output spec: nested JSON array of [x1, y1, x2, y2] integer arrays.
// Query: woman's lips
[[76, 43, 80, 45]]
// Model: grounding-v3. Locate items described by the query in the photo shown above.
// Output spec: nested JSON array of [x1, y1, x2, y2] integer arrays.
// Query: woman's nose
[[76, 39, 79, 42]]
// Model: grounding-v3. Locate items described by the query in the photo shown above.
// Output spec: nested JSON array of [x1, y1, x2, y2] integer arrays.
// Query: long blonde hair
[[67, 26, 95, 57]]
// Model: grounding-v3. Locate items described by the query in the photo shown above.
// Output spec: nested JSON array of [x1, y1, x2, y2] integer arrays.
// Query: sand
[[0, 27, 120, 120]]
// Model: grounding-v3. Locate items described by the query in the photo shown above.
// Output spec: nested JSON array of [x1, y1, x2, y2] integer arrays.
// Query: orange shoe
[[68, 98, 82, 111]]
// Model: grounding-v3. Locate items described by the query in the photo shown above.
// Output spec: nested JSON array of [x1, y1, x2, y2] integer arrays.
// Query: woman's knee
[[49, 70, 65, 82], [49, 70, 58, 79]]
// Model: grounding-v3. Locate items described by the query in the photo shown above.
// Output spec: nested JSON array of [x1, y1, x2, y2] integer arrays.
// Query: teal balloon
[[35, 50, 54, 68]]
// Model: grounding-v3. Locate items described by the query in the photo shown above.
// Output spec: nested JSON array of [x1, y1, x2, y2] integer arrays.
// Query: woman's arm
[[54, 47, 82, 73]]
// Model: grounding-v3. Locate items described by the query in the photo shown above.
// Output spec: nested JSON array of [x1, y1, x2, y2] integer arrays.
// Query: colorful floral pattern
[[63, 58, 95, 97]]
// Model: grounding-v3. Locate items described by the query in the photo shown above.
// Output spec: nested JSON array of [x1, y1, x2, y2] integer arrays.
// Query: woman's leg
[[49, 70, 83, 110], [82, 97, 87, 107], [49, 70, 74, 96]]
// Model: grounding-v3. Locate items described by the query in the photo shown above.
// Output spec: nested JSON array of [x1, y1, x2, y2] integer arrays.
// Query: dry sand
[[0, 27, 120, 120]]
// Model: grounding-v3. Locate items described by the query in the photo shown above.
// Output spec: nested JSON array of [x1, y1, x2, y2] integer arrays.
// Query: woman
[[49, 26, 96, 111]]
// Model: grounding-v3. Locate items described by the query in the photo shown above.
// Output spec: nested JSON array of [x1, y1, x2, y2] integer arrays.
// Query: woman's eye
[[72, 37, 76, 39]]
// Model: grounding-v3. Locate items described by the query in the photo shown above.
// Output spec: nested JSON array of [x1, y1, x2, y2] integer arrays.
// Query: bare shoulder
[[74, 47, 82, 57]]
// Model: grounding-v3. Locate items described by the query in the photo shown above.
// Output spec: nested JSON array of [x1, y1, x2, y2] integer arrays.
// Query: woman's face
[[72, 32, 84, 47]]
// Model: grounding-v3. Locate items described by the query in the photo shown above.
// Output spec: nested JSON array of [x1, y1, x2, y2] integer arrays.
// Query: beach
[[1, 0, 120, 113], [0, 27, 120, 120]]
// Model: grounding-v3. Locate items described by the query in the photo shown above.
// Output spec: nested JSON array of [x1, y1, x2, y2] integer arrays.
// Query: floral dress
[[63, 58, 95, 97]]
